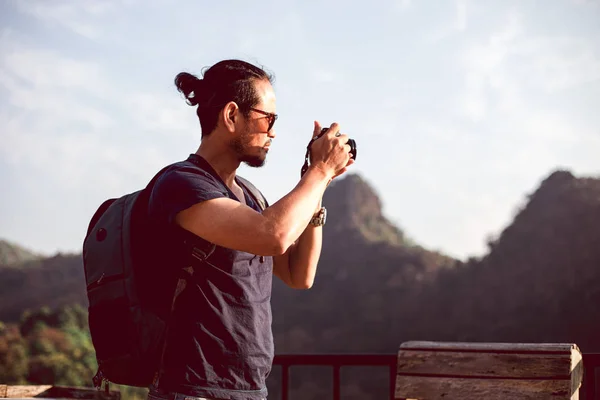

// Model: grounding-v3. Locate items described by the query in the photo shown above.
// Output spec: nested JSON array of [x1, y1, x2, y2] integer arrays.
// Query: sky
[[1, 0, 599, 261]]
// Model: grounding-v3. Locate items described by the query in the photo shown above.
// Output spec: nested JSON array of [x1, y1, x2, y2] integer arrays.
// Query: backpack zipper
[[87, 272, 125, 290]]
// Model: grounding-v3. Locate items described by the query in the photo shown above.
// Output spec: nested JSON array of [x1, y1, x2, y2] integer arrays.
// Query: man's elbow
[[269, 231, 295, 256], [290, 278, 314, 290]]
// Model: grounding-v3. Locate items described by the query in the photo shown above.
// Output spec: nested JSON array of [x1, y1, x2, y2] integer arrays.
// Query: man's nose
[[268, 130, 276, 139]]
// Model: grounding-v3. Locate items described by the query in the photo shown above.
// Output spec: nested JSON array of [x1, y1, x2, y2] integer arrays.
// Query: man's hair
[[174, 59, 273, 137]]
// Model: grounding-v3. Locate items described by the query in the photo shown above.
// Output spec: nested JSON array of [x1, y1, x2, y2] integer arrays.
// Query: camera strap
[[300, 136, 318, 177]]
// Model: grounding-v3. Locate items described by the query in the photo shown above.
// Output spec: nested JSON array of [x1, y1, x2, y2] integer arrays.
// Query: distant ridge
[[0, 239, 42, 267]]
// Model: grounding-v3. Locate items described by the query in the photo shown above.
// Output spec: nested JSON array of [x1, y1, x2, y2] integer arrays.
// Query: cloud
[[123, 92, 197, 135], [458, 8, 599, 150], [0, 32, 193, 197], [398, 0, 412, 9], [308, 66, 345, 84], [570, 0, 600, 5], [455, 0, 468, 31], [0, 56, 113, 135], [458, 10, 522, 121], [0, 37, 117, 166], [512, 37, 600, 93], [4, 50, 104, 90], [422, 0, 471, 42], [458, 8, 600, 123], [12, 0, 138, 40]]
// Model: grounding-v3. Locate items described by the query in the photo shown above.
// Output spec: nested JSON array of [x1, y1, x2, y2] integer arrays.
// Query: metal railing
[[273, 354, 397, 400], [584, 353, 600, 400], [273, 352, 600, 400]]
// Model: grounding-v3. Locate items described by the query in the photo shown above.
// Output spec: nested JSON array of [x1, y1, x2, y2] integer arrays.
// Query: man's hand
[[309, 121, 354, 181]]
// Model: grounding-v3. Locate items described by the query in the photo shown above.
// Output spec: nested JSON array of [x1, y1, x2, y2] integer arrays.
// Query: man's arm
[[174, 124, 351, 257], [175, 166, 331, 256], [273, 203, 323, 289]]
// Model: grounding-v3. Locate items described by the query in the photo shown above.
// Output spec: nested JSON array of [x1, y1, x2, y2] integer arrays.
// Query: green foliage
[[115, 385, 149, 400], [0, 306, 98, 386], [0, 305, 149, 399], [0, 325, 28, 384]]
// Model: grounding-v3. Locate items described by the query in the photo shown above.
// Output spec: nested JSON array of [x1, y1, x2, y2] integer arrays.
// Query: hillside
[[0, 254, 86, 322], [0, 240, 41, 267]]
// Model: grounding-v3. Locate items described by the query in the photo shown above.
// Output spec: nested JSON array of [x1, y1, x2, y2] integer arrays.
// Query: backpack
[[82, 163, 267, 391]]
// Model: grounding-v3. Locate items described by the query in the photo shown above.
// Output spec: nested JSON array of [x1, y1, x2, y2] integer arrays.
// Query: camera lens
[[348, 139, 357, 160]]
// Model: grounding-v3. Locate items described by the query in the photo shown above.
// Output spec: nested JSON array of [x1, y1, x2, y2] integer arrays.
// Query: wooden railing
[[273, 352, 600, 400]]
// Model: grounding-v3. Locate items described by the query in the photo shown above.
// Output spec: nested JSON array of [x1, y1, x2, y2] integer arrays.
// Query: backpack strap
[[153, 265, 194, 390], [236, 176, 268, 211], [85, 199, 116, 239], [145, 165, 172, 191], [86, 166, 172, 241]]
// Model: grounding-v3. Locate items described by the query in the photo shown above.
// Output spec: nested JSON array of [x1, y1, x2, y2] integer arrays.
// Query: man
[[146, 59, 353, 400]]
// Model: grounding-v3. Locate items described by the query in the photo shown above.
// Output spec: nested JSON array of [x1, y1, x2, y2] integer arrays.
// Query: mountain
[[0, 240, 42, 267], [320, 174, 407, 246], [418, 170, 600, 348], [271, 174, 457, 357], [0, 253, 85, 322]]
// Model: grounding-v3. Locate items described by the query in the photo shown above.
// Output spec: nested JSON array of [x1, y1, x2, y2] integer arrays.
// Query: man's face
[[231, 79, 277, 168]]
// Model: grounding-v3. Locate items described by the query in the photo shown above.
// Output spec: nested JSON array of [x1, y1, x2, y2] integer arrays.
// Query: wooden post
[[0, 385, 120, 399], [394, 341, 583, 400]]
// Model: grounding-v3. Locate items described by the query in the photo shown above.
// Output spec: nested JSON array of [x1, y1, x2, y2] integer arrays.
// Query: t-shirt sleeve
[[150, 166, 228, 224]]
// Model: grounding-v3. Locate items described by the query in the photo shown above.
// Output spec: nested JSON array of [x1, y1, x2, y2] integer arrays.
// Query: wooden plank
[[395, 375, 573, 400], [396, 350, 573, 378], [3, 385, 120, 399], [571, 388, 579, 400], [570, 347, 584, 395], [0, 386, 7, 398], [400, 341, 577, 354], [5, 385, 53, 398]]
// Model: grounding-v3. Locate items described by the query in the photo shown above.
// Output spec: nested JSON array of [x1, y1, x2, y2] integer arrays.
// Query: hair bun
[[174, 72, 203, 106]]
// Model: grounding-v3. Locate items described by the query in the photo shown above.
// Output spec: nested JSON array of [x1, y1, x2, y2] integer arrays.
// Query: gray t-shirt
[[148, 154, 273, 400]]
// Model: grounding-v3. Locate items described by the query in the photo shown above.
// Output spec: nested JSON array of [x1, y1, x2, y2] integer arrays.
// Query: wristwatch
[[310, 207, 327, 227]]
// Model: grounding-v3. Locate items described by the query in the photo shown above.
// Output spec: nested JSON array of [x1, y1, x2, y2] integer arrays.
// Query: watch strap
[[310, 207, 327, 227]]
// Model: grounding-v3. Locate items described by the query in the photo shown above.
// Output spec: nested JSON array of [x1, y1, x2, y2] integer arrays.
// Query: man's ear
[[222, 101, 238, 133]]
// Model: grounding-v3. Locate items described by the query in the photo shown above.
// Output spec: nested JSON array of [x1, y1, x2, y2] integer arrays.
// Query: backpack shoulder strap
[[145, 165, 173, 191], [85, 198, 116, 239], [236, 176, 267, 211]]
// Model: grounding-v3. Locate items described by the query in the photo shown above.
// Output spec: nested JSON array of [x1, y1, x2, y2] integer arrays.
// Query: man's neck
[[196, 141, 240, 187]]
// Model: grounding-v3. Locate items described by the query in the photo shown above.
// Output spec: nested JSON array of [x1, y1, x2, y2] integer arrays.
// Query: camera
[[300, 127, 357, 177]]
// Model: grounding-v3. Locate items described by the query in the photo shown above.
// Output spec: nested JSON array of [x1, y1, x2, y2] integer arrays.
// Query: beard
[[231, 128, 267, 168]]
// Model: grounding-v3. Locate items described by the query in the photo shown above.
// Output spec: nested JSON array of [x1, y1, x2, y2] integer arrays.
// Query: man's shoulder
[[155, 157, 222, 193], [148, 156, 228, 222]]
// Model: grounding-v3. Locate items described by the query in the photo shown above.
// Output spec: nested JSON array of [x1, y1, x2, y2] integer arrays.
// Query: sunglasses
[[250, 107, 278, 132]]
